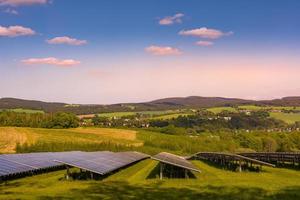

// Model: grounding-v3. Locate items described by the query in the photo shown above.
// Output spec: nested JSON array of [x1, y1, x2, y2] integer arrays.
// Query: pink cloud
[[179, 27, 233, 39], [159, 13, 184, 25], [22, 57, 80, 67], [46, 36, 87, 46], [0, 0, 48, 6], [0, 25, 35, 37], [196, 40, 214, 46], [145, 45, 182, 56]]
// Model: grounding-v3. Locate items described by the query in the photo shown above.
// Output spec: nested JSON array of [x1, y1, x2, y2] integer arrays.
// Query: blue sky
[[0, 0, 300, 103]]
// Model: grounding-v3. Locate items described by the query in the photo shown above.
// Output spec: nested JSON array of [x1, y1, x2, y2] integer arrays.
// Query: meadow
[[0, 127, 142, 154], [0, 126, 300, 199], [270, 113, 300, 124], [1, 127, 300, 155], [1, 159, 300, 200], [78, 110, 189, 120], [206, 107, 238, 113]]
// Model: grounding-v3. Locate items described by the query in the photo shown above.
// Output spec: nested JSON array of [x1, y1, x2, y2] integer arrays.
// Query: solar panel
[[54, 151, 150, 175], [0, 151, 150, 178], [152, 152, 201, 173], [192, 152, 275, 167], [0, 157, 36, 176], [0, 151, 83, 178]]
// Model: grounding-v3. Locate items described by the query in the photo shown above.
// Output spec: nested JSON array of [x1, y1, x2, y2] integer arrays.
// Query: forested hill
[[149, 96, 253, 107], [1, 96, 300, 115]]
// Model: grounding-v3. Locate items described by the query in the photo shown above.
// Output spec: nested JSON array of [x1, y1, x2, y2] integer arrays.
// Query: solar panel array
[[54, 151, 150, 175], [0, 151, 86, 178], [0, 151, 149, 178], [193, 152, 276, 167], [152, 152, 201, 173]]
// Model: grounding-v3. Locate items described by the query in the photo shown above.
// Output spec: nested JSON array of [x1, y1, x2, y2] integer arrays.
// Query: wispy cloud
[[3, 8, 18, 14], [196, 40, 214, 46], [0, 25, 35, 37], [46, 36, 87, 46], [145, 45, 182, 56], [22, 57, 80, 67], [0, 0, 48, 6], [159, 13, 184, 25], [179, 27, 233, 39]]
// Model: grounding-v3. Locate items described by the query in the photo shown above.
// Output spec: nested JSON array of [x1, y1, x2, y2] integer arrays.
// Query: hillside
[[1, 159, 300, 200], [150, 96, 253, 107], [1, 96, 300, 115]]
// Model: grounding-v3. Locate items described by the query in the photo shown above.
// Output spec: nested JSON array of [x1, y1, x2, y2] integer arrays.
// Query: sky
[[0, 0, 300, 104]]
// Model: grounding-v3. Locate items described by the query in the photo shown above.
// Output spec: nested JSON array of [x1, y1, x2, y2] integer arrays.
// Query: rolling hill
[[1, 96, 300, 115]]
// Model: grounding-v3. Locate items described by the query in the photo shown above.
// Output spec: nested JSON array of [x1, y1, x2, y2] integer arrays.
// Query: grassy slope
[[2, 127, 300, 155], [0, 127, 142, 153], [1, 160, 300, 200], [151, 113, 190, 120], [0, 127, 238, 155], [270, 113, 300, 124], [79, 110, 186, 119], [207, 107, 237, 114]]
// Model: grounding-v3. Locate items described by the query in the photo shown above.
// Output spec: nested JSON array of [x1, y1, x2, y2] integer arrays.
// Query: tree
[[262, 137, 277, 152]]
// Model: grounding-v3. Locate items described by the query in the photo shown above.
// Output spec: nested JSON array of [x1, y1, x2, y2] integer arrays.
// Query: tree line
[[0, 111, 79, 128]]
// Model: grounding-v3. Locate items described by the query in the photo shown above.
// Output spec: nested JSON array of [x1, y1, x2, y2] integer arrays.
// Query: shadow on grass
[[36, 182, 300, 200], [147, 163, 196, 179]]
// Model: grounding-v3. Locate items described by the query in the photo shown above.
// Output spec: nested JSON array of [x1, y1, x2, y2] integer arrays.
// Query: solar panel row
[[0, 151, 81, 178], [0, 157, 35, 177], [54, 151, 149, 175], [0, 151, 150, 178], [152, 152, 201, 173]]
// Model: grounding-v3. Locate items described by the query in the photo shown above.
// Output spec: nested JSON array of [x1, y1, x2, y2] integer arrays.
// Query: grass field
[[1, 127, 300, 154], [207, 107, 237, 114], [1, 159, 300, 199], [270, 113, 300, 124], [0, 127, 142, 153], [151, 113, 191, 120], [0, 127, 37, 153], [78, 110, 186, 119], [0, 127, 237, 154], [1, 127, 300, 199]]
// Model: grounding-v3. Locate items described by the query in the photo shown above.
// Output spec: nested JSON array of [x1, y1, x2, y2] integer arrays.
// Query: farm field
[[79, 110, 184, 118], [1, 127, 300, 155], [150, 113, 191, 120], [206, 107, 237, 113], [78, 110, 188, 120], [0, 127, 142, 154], [270, 113, 300, 124], [1, 159, 300, 200]]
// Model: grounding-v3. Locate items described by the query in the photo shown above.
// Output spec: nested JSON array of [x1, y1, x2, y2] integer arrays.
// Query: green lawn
[[1, 159, 300, 199], [270, 112, 300, 124]]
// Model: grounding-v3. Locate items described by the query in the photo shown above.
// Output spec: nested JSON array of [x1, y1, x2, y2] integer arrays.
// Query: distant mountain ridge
[[150, 96, 254, 107], [0, 96, 300, 115]]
